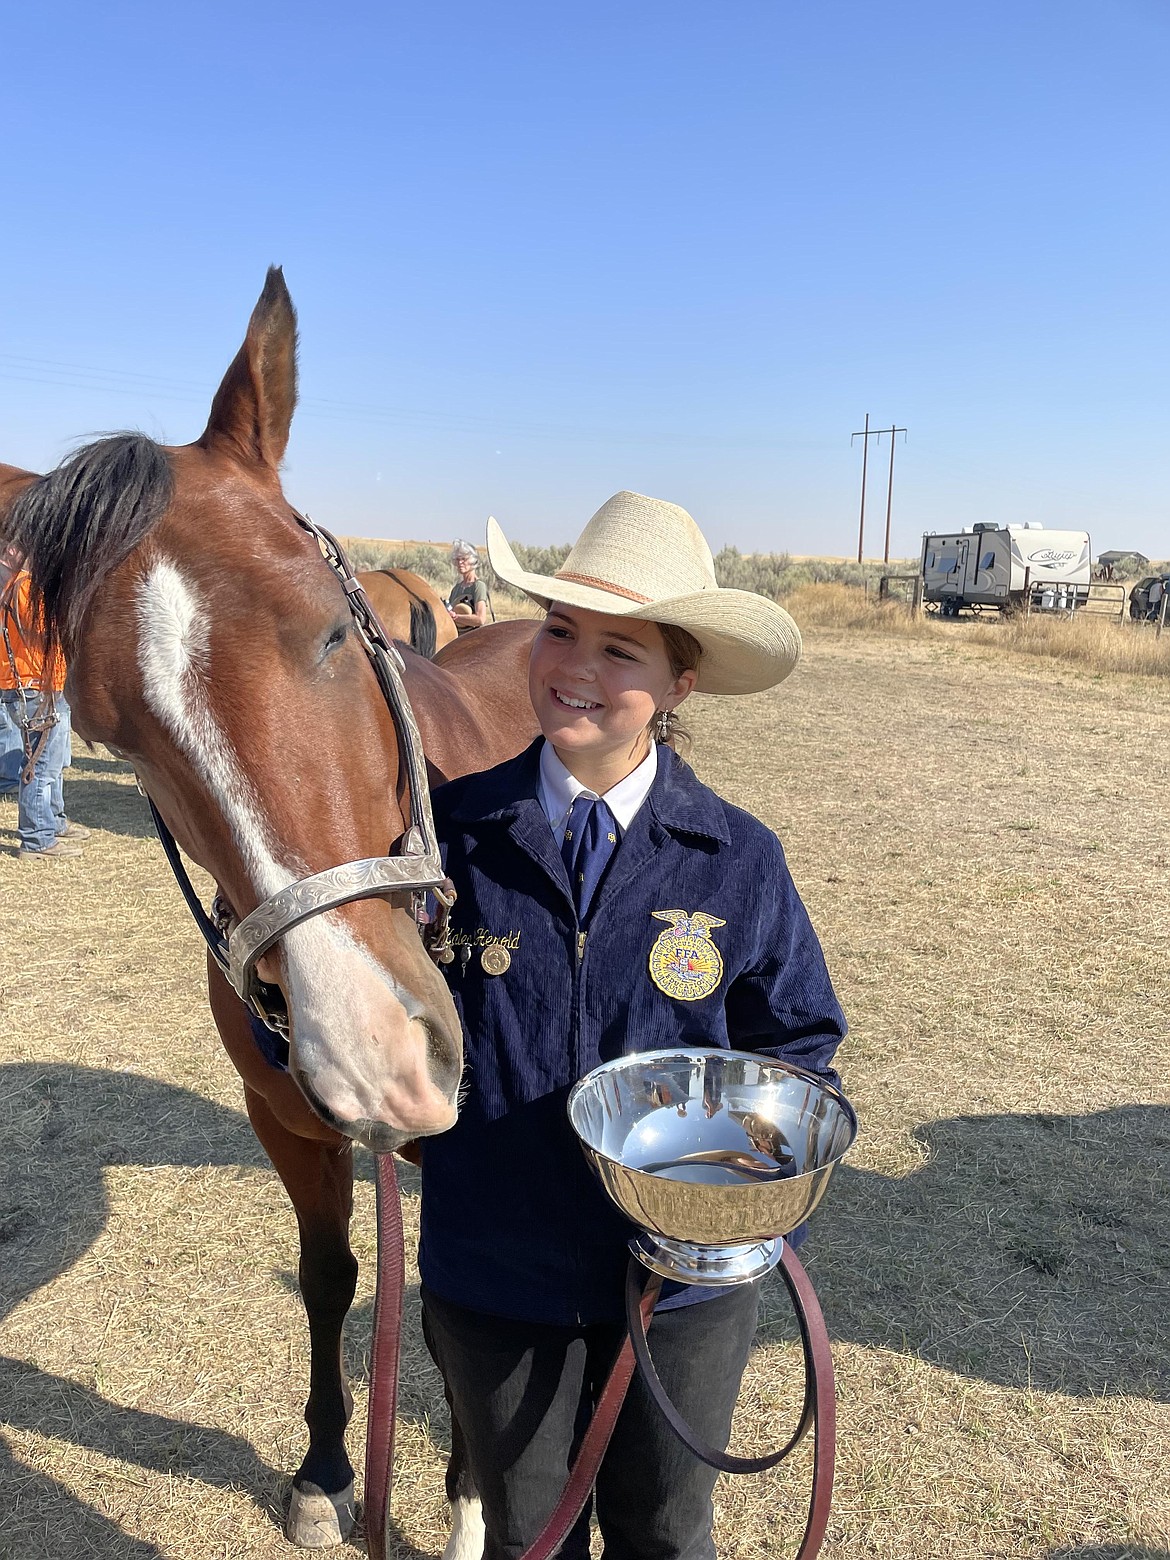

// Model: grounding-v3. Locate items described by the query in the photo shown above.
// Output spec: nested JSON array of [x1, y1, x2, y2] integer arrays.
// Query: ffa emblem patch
[[648, 910, 726, 1002]]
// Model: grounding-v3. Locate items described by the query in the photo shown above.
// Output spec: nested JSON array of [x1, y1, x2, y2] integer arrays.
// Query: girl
[[420, 490, 848, 1560]]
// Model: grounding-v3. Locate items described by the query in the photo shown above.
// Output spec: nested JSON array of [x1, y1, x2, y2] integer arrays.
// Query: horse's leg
[[243, 1084, 359, 1548]]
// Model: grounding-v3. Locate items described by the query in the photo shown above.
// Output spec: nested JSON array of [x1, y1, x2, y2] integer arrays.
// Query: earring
[[655, 709, 672, 742]]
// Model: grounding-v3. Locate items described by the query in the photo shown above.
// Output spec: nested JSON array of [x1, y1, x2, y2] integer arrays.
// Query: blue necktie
[[560, 796, 619, 927]]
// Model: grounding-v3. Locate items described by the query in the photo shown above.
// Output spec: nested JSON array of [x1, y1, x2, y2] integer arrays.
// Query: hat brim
[[486, 517, 801, 695]]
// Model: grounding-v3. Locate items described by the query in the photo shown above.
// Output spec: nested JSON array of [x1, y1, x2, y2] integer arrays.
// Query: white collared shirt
[[537, 740, 660, 848]]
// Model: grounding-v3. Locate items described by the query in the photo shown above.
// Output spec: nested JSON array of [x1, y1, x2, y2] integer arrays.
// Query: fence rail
[[1081, 583, 1128, 620], [877, 573, 924, 615]]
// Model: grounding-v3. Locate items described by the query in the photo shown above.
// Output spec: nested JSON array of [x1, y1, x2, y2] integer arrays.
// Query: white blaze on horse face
[[135, 557, 456, 1138]]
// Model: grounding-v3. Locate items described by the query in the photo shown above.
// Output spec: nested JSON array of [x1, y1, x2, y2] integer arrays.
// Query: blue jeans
[[1, 691, 72, 851], [0, 694, 23, 793]]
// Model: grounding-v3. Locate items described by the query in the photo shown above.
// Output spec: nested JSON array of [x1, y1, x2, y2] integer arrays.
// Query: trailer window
[[926, 552, 936, 570], [980, 551, 995, 570]]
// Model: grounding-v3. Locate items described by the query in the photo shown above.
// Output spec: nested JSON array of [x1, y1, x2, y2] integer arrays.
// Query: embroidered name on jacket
[[450, 928, 522, 950], [648, 910, 726, 1001]]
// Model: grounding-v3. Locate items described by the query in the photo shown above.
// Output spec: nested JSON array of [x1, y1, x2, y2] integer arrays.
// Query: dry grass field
[[787, 584, 1170, 679], [1, 622, 1168, 1560]]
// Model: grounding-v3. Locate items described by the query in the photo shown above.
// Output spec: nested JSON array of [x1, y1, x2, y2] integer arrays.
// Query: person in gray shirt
[[447, 540, 490, 627]]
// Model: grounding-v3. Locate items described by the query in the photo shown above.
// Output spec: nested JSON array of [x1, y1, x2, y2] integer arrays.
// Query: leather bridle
[[142, 510, 454, 1038]]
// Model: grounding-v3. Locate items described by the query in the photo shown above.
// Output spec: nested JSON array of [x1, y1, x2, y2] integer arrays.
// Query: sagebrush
[[342, 536, 914, 605]]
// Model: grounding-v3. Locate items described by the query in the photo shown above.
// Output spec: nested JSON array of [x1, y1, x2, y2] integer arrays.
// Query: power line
[[0, 352, 840, 454]]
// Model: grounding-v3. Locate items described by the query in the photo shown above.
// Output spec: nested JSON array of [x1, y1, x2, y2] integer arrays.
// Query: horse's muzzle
[[293, 1048, 460, 1152]]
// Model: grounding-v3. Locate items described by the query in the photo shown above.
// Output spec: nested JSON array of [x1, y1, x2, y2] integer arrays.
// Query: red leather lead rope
[[365, 1174, 836, 1560], [624, 1248, 837, 1559], [365, 1154, 404, 1560], [778, 1247, 838, 1560], [514, 1272, 664, 1560], [518, 1249, 836, 1560], [363, 1155, 661, 1560]]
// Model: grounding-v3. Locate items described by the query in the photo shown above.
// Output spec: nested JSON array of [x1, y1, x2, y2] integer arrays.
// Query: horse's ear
[[199, 266, 298, 470]]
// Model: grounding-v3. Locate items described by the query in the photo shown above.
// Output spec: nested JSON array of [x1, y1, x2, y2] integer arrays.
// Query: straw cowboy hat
[[486, 491, 802, 695]]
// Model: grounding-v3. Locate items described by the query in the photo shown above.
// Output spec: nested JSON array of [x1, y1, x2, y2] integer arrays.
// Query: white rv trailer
[[920, 523, 1092, 616]]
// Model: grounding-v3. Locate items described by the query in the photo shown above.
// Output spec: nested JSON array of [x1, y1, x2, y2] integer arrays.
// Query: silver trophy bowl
[[568, 1048, 857, 1286]]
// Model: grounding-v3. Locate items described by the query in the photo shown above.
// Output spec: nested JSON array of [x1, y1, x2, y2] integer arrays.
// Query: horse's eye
[[322, 624, 348, 654]]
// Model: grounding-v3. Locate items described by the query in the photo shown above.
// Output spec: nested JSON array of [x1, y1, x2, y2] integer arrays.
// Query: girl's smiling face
[[528, 604, 697, 787]]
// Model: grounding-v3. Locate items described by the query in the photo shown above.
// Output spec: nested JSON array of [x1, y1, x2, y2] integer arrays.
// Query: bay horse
[[0, 268, 539, 1551], [358, 567, 458, 658]]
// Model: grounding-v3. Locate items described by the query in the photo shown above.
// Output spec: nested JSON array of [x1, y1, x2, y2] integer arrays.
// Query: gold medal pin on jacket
[[648, 910, 726, 1001], [481, 944, 511, 975]]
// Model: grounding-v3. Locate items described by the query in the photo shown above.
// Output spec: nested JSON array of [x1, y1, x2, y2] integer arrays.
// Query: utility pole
[[877, 425, 908, 563], [852, 416, 907, 562], [851, 414, 879, 562]]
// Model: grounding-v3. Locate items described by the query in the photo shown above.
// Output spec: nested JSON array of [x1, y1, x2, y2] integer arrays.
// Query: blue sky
[[3, 0, 1167, 559]]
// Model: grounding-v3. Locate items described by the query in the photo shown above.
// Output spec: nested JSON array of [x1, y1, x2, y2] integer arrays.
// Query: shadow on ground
[[0, 1065, 277, 1555], [1, 1062, 1166, 1554], [1046, 1549, 1170, 1559], [68, 753, 131, 776], [803, 1103, 1170, 1401], [60, 773, 156, 838], [0, 752, 152, 844], [0, 1063, 422, 1557]]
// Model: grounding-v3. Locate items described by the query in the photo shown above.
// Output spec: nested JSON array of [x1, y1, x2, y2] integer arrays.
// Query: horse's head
[[0, 269, 462, 1152]]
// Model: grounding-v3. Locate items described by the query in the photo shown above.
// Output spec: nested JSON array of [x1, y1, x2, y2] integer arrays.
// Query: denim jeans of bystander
[[7, 691, 73, 852], [0, 692, 23, 793]]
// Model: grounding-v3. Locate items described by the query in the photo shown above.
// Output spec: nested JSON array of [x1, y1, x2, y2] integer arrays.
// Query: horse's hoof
[[442, 1495, 485, 1560], [285, 1479, 356, 1548]]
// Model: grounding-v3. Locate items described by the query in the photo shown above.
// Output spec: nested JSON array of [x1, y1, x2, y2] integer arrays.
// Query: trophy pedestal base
[[630, 1233, 783, 1288]]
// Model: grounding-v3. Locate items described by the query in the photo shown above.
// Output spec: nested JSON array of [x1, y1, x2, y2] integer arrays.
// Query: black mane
[[3, 433, 174, 653]]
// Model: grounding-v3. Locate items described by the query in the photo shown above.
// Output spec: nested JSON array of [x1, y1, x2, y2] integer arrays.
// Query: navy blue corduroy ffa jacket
[[418, 739, 848, 1325]]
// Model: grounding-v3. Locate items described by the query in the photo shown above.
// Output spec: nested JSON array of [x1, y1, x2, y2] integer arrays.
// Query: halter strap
[[143, 511, 453, 1037]]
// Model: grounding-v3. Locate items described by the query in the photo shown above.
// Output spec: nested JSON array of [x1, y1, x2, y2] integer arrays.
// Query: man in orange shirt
[[0, 547, 89, 860]]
